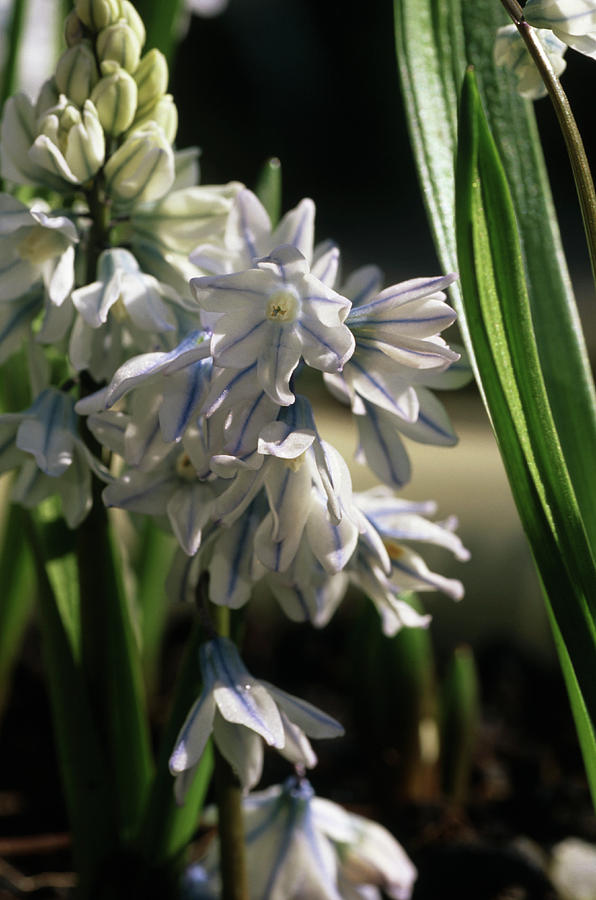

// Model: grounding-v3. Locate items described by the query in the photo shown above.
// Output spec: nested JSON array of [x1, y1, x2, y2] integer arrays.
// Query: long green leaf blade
[[394, 0, 596, 551], [455, 69, 596, 800]]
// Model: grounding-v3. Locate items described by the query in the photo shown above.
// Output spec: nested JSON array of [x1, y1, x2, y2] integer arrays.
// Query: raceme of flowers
[[0, 1, 470, 895]]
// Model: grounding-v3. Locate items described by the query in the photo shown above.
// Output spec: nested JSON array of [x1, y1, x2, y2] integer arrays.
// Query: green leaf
[[24, 509, 116, 896], [0, 502, 35, 719], [394, 0, 596, 552], [455, 69, 596, 800], [134, 518, 176, 694], [138, 618, 212, 868], [440, 645, 479, 805], [0, 0, 28, 113], [76, 490, 153, 841], [255, 157, 282, 227]]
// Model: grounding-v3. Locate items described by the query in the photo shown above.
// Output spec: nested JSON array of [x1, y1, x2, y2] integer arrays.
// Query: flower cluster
[[0, 1, 470, 895]]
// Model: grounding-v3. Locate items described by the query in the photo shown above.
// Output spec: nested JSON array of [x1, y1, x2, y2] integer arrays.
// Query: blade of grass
[[255, 157, 282, 227]]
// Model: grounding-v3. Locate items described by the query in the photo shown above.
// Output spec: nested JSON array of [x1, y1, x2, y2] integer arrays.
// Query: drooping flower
[[169, 637, 344, 799], [494, 24, 567, 98], [192, 777, 417, 900], [0, 387, 109, 526], [524, 0, 596, 58]]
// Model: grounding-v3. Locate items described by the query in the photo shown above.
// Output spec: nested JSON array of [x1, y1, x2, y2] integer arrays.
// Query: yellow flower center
[[17, 225, 67, 264], [176, 452, 197, 481], [384, 540, 404, 561], [266, 289, 300, 323]]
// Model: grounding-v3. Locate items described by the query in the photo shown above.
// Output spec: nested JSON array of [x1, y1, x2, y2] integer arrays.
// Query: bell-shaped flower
[[348, 486, 470, 636], [0, 194, 77, 308], [494, 24, 567, 98], [104, 122, 175, 209], [324, 268, 465, 488], [524, 0, 596, 58], [0, 387, 109, 527], [69, 247, 192, 378], [190, 187, 316, 274], [30, 96, 105, 186], [0, 93, 64, 189], [193, 777, 417, 900], [169, 638, 344, 798], [192, 244, 355, 406]]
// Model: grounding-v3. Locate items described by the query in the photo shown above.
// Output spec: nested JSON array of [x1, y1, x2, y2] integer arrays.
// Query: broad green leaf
[[76, 492, 154, 842], [135, 518, 176, 694], [456, 70, 596, 798], [394, 0, 596, 553], [24, 509, 116, 896]]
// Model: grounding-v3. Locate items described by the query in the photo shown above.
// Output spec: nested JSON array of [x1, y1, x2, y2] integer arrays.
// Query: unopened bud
[[55, 41, 99, 107], [91, 61, 137, 135], [104, 123, 175, 208], [75, 0, 121, 32], [30, 97, 105, 185], [96, 19, 141, 72], [120, 0, 145, 50], [35, 78, 60, 117], [131, 93, 177, 143], [64, 9, 86, 46], [134, 49, 168, 116]]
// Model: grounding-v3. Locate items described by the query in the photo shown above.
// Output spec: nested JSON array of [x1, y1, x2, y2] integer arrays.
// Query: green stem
[[214, 747, 249, 900], [500, 0, 596, 290], [211, 602, 248, 900]]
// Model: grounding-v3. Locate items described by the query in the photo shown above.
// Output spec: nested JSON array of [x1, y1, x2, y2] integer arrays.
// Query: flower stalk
[[211, 602, 249, 900], [500, 0, 596, 291]]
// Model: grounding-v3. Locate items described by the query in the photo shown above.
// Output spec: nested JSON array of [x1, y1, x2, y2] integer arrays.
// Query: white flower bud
[[55, 41, 99, 107], [35, 78, 60, 118], [120, 0, 146, 50], [96, 19, 141, 72], [75, 0, 121, 32], [91, 61, 137, 135], [64, 9, 86, 46], [104, 123, 175, 208], [29, 96, 105, 185], [134, 49, 168, 116], [130, 93, 177, 143]]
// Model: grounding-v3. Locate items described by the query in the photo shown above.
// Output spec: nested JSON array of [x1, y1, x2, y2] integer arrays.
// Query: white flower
[[0, 388, 109, 526], [192, 244, 355, 405], [0, 194, 77, 305], [524, 0, 596, 58], [169, 638, 343, 798], [29, 96, 105, 186], [324, 269, 463, 488], [494, 24, 567, 99], [348, 487, 470, 636], [190, 187, 315, 274], [104, 123, 175, 210], [194, 777, 417, 900]]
